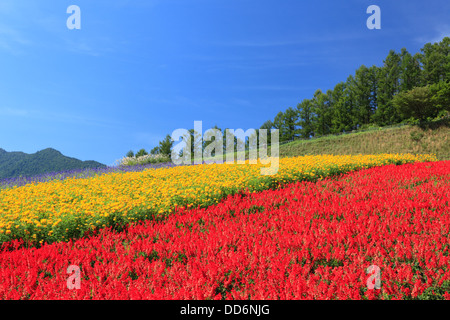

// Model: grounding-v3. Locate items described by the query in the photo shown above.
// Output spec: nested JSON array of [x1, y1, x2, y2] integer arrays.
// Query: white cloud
[[0, 25, 32, 54]]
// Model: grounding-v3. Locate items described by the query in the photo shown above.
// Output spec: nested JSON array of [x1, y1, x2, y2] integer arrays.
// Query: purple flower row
[[0, 162, 187, 190]]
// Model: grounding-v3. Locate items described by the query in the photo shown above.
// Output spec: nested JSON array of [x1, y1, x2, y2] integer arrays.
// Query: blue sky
[[0, 0, 448, 165]]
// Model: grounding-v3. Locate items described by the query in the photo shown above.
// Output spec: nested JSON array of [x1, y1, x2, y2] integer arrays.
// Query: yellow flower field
[[0, 153, 436, 245]]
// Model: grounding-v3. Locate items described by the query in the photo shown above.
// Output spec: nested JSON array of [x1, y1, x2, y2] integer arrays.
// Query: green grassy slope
[[279, 119, 449, 160]]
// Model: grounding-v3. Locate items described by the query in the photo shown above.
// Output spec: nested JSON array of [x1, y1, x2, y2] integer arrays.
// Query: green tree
[[259, 120, 274, 145], [442, 37, 450, 83], [297, 99, 315, 138], [368, 65, 379, 123], [273, 111, 291, 142], [150, 146, 160, 155], [222, 127, 247, 160], [312, 89, 332, 136], [158, 134, 174, 157], [135, 149, 148, 158], [331, 81, 355, 133], [392, 85, 436, 121], [283, 107, 300, 141], [399, 48, 422, 92], [188, 128, 204, 162], [125, 150, 134, 158], [374, 50, 402, 125], [222, 127, 232, 154], [203, 125, 222, 157], [420, 37, 450, 85], [352, 65, 377, 126], [430, 81, 450, 116]]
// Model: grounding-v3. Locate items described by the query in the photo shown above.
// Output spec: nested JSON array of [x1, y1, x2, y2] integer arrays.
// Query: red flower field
[[0, 161, 449, 300]]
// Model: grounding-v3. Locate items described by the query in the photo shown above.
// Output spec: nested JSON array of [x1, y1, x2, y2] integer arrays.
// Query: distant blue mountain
[[0, 148, 105, 180]]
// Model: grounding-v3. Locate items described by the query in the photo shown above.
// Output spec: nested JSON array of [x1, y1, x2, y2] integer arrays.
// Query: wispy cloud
[[63, 39, 102, 57], [212, 39, 303, 48], [0, 0, 40, 54], [110, 0, 161, 9], [0, 0, 28, 16], [230, 85, 316, 91], [0, 107, 30, 117], [0, 0, 117, 57], [144, 95, 204, 109], [183, 44, 350, 72], [415, 25, 450, 44], [0, 107, 126, 129], [0, 25, 32, 54], [212, 33, 365, 48]]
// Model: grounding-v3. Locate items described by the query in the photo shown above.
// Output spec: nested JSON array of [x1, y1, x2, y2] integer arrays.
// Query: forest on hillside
[[0, 148, 105, 180], [262, 37, 449, 143]]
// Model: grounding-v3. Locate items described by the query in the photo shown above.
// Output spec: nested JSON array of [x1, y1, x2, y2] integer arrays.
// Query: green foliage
[[373, 50, 402, 125], [410, 130, 424, 141], [392, 85, 437, 121], [399, 49, 422, 91], [129, 134, 174, 161], [297, 99, 315, 138], [135, 149, 148, 158], [260, 120, 274, 145], [203, 126, 222, 157], [417, 281, 450, 300], [150, 146, 160, 155], [429, 81, 450, 112], [420, 37, 450, 85], [312, 89, 332, 136], [352, 65, 377, 125], [273, 108, 299, 142], [331, 80, 355, 133], [189, 128, 204, 158], [158, 134, 174, 157], [283, 107, 300, 140]]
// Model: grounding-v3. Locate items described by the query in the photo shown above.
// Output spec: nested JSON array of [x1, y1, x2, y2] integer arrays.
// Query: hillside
[[0, 148, 105, 180], [279, 119, 450, 160], [186, 119, 449, 165]]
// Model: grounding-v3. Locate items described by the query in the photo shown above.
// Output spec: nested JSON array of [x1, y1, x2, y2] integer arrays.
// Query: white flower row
[[116, 153, 170, 166]]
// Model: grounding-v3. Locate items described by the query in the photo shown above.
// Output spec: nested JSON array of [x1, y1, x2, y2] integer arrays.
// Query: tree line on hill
[[125, 128, 242, 160], [127, 37, 449, 159]]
